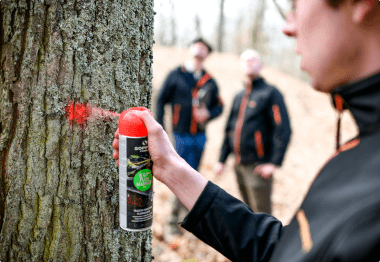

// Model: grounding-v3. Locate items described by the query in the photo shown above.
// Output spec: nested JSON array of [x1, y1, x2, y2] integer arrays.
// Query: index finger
[[129, 110, 162, 134], [114, 128, 119, 139]]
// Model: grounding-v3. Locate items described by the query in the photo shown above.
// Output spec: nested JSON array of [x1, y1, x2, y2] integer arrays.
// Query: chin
[[310, 78, 335, 93], [247, 73, 259, 79], [310, 77, 322, 92]]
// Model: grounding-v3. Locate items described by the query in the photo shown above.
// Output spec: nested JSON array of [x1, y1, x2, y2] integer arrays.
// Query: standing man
[[216, 49, 291, 214], [113, 0, 380, 260], [156, 38, 223, 235]]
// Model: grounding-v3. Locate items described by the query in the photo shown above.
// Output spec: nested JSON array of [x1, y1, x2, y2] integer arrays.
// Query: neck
[[245, 79, 252, 91], [245, 74, 259, 85], [350, 36, 380, 84], [192, 57, 204, 73]]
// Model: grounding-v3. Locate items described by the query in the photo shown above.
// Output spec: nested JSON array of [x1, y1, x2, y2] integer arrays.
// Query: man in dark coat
[[155, 38, 223, 235], [216, 49, 291, 214]]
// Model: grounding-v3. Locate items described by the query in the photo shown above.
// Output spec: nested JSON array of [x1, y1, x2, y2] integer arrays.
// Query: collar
[[251, 77, 264, 86], [331, 70, 380, 136], [181, 64, 205, 79], [243, 77, 264, 92]]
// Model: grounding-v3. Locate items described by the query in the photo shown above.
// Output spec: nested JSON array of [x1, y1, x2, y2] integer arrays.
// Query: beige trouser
[[234, 163, 273, 214]]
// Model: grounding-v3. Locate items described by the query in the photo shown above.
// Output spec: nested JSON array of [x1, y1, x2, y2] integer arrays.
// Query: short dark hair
[[191, 37, 213, 53], [326, 0, 360, 8]]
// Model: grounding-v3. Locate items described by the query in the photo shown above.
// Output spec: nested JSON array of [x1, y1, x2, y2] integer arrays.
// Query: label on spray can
[[118, 107, 153, 231]]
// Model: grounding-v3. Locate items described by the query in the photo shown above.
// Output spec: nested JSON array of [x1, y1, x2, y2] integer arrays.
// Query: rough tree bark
[[0, 0, 154, 261]]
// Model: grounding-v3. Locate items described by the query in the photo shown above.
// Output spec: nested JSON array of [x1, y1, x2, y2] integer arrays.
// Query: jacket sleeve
[[155, 70, 177, 129], [218, 96, 237, 163], [267, 89, 291, 166], [181, 181, 284, 262], [203, 80, 224, 120]]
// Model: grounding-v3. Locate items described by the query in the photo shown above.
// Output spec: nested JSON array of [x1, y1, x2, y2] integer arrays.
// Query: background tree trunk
[[0, 0, 154, 261], [251, 0, 266, 51], [169, 0, 176, 46], [194, 13, 202, 39], [216, 0, 225, 53]]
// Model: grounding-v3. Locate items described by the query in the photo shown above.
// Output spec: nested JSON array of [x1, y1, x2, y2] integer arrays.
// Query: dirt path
[[150, 45, 358, 262]]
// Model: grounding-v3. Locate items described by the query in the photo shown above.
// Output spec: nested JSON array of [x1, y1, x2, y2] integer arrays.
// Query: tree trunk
[[0, 0, 154, 261], [169, 0, 176, 47], [251, 0, 266, 50], [194, 13, 202, 39], [216, 0, 225, 53]]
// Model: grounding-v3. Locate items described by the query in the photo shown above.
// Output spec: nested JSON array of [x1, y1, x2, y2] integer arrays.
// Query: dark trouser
[[169, 132, 206, 226], [173, 132, 206, 170], [234, 163, 273, 214]]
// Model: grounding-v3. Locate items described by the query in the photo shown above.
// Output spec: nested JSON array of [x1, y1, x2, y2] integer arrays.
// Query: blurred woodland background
[[153, 0, 309, 81]]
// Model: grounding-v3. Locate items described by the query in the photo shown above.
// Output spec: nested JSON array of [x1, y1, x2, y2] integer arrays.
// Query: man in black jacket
[[113, 0, 380, 260], [155, 38, 223, 235], [216, 49, 291, 214]]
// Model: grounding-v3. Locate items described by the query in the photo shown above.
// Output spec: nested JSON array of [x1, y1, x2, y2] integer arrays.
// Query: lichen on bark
[[0, 0, 154, 261]]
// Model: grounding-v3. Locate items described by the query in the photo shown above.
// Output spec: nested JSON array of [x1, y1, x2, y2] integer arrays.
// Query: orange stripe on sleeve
[[296, 209, 313, 253], [172, 104, 181, 127], [254, 131, 264, 158], [272, 104, 282, 125]]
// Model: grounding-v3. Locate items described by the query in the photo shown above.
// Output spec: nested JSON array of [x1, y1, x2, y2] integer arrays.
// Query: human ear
[[352, 0, 376, 23]]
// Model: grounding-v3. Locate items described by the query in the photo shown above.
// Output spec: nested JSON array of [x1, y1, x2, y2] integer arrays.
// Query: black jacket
[[181, 71, 380, 262], [156, 66, 223, 134], [219, 78, 291, 166]]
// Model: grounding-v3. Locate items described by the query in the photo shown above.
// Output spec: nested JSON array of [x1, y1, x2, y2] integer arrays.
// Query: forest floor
[[149, 45, 358, 262]]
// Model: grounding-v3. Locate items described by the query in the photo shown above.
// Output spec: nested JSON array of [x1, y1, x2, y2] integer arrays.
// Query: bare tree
[[272, 0, 287, 20], [156, 12, 168, 45], [0, 0, 154, 261], [194, 13, 202, 39], [233, 14, 245, 55], [216, 0, 225, 52], [251, 0, 266, 50], [169, 0, 177, 46]]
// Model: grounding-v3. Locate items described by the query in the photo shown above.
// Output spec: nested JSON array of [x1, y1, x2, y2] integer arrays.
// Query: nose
[[282, 14, 296, 37]]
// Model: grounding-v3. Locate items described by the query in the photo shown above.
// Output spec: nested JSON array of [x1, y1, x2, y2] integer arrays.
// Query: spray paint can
[[118, 107, 153, 231]]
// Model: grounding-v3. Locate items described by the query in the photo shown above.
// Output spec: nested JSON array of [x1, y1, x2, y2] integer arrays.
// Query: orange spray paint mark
[[65, 102, 88, 125], [65, 102, 120, 127]]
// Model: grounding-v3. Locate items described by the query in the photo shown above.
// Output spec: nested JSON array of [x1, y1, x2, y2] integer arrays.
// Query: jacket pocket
[[172, 104, 181, 127], [255, 130, 264, 159]]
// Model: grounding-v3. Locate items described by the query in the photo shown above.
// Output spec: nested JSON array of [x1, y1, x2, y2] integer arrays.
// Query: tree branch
[[272, 0, 287, 20]]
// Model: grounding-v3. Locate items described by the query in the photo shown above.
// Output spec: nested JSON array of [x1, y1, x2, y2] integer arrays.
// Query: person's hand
[[215, 162, 225, 176], [254, 163, 276, 179], [193, 104, 210, 124], [112, 111, 184, 183]]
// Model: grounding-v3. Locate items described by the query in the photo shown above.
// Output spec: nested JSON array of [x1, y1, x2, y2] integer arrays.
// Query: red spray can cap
[[118, 107, 152, 137]]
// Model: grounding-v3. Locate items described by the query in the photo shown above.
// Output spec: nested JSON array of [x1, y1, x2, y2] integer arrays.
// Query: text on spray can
[[118, 107, 153, 231]]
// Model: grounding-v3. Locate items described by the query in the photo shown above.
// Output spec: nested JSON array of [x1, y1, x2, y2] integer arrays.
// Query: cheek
[[298, 11, 338, 70]]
